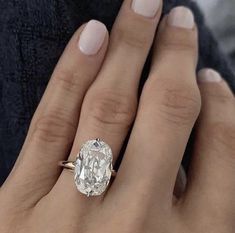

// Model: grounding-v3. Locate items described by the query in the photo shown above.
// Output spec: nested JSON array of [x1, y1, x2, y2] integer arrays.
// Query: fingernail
[[132, 0, 161, 18], [168, 6, 194, 29], [79, 20, 107, 55], [198, 69, 222, 83]]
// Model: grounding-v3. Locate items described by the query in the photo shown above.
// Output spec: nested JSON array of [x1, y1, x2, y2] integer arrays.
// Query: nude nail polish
[[168, 6, 195, 29], [79, 20, 107, 55], [132, 0, 161, 18], [198, 69, 222, 83]]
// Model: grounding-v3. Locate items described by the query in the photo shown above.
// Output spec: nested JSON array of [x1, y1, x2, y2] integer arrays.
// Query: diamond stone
[[74, 139, 113, 196]]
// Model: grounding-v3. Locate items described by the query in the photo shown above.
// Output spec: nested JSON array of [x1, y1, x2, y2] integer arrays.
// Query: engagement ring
[[59, 139, 116, 197]]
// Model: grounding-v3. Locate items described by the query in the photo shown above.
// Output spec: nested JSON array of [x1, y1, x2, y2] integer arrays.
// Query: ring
[[59, 139, 116, 197]]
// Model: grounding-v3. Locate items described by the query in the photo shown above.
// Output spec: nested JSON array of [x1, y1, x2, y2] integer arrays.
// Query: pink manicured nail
[[168, 6, 194, 29], [132, 0, 161, 18], [198, 69, 222, 83], [79, 20, 107, 55]]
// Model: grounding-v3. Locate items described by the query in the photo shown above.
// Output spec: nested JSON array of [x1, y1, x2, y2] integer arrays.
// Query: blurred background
[[195, 0, 235, 71]]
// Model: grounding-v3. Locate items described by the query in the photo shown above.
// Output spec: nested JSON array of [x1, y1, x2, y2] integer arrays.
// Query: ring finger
[[54, 0, 163, 202]]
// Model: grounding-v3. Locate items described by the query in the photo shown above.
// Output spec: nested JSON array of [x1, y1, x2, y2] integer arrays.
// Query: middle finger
[[110, 7, 201, 206]]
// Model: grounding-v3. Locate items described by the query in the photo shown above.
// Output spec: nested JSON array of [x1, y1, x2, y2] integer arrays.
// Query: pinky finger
[[183, 69, 235, 228]]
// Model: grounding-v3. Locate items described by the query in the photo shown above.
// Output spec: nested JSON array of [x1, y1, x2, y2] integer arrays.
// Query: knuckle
[[159, 39, 195, 54], [209, 122, 235, 155], [52, 69, 93, 94], [33, 114, 76, 144], [205, 90, 234, 105], [145, 81, 201, 126], [161, 88, 201, 125], [113, 22, 150, 49], [158, 27, 196, 53], [85, 89, 137, 131]]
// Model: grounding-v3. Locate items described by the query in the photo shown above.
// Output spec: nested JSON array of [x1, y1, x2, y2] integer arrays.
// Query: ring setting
[[59, 139, 116, 197]]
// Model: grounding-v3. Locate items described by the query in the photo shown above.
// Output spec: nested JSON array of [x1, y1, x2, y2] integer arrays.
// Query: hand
[[1, 0, 234, 232]]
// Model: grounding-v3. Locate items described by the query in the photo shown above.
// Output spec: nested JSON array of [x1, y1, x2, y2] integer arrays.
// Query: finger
[[2, 21, 108, 206], [110, 7, 200, 206], [183, 69, 235, 225], [69, 0, 163, 162], [54, 0, 163, 200]]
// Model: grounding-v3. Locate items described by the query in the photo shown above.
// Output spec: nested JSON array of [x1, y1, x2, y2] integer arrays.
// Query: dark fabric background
[[0, 0, 234, 186]]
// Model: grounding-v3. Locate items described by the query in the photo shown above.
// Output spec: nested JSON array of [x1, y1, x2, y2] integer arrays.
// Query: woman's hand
[[0, 0, 234, 232]]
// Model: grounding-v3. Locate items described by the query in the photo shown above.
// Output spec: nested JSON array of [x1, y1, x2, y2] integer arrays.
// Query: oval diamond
[[74, 139, 113, 196]]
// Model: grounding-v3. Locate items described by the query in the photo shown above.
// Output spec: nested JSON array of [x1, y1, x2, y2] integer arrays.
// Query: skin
[[0, 0, 234, 232]]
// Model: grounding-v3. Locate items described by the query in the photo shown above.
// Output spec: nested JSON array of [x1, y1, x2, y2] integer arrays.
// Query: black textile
[[0, 0, 234, 185]]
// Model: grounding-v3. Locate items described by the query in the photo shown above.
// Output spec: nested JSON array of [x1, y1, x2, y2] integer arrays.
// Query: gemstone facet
[[74, 139, 113, 196]]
